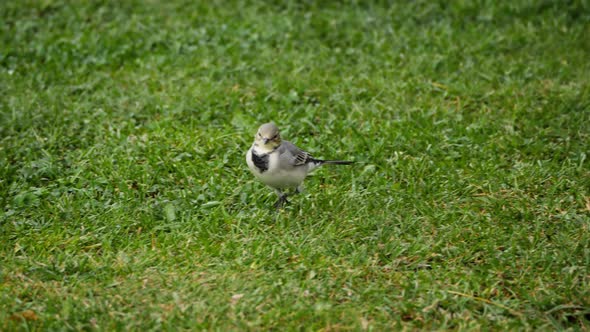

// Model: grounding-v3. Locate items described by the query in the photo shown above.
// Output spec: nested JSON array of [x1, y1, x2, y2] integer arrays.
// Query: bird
[[246, 122, 353, 208]]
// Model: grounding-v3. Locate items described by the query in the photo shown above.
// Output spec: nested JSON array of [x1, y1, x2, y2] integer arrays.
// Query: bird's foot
[[274, 195, 289, 209]]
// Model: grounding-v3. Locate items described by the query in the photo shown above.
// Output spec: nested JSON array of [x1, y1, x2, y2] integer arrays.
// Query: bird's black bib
[[251, 151, 269, 173]]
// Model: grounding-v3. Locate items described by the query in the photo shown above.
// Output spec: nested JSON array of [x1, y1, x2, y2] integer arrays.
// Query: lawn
[[1, 0, 589, 330]]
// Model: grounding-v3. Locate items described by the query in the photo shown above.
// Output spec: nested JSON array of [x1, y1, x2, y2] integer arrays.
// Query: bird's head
[[255, 122, 281, 151]]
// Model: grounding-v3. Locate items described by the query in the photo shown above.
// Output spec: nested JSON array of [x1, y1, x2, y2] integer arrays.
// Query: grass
[[1, 0, 589, 330]]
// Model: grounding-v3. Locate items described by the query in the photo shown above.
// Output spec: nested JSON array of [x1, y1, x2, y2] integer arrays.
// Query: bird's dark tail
[[314, 159, 354, 165]]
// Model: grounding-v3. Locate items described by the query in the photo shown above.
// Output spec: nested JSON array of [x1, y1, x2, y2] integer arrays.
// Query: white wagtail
[[246, 122, 353, 208]]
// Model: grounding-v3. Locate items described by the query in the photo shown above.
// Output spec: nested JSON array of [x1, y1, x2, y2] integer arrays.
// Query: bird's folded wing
[[279, 141, 314, 166], [293, 150, 313, 166]]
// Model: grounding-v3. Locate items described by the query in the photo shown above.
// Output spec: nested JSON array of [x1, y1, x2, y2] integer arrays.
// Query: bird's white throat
[[252, 143, 278, 154]]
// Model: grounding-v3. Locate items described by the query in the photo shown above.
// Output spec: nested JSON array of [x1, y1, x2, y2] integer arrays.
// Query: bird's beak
[[263, 138, 270, 144]]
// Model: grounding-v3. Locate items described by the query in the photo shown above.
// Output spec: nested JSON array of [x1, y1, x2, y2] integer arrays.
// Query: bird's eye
[[257, 133, 262, 137]]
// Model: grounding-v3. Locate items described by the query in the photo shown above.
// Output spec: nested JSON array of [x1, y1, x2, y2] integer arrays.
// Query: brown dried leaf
[[10, 310, 38, 321]]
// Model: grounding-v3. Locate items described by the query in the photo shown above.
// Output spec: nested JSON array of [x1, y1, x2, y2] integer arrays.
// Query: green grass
[[1, 0, 589, 330]]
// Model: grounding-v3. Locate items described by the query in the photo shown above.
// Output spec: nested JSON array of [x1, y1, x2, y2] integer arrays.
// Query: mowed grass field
[[1, 0, 589, 330]]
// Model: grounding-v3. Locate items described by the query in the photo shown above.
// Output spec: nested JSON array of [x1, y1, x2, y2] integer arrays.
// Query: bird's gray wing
[[278, 141, 314, 167]]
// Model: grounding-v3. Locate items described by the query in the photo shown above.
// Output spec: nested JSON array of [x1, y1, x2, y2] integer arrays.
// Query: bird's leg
[[294, 185, 304, 195], [274, 189, 289, 209]]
